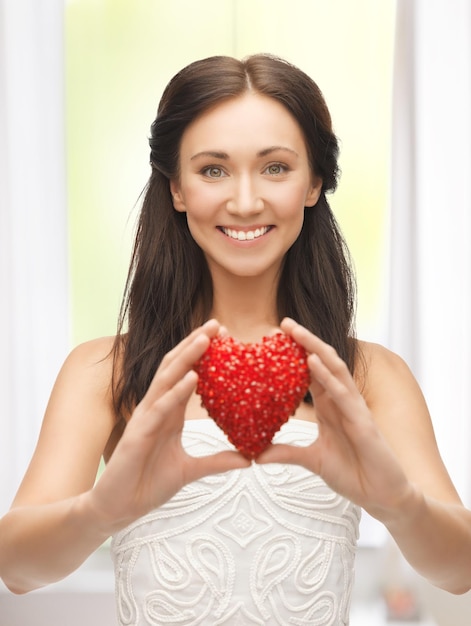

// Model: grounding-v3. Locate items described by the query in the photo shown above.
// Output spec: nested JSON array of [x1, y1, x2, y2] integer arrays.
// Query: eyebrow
[[258, 146, 299, 158], [191, 150, 229, 161], [190, 146, 299, 161]]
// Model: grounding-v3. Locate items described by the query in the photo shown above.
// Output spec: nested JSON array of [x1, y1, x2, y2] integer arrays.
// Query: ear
[[170, 179, 186, 212], [305, 177, 323, 208]]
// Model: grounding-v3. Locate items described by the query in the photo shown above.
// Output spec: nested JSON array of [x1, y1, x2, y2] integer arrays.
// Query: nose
[[226, 174, 264, 216]]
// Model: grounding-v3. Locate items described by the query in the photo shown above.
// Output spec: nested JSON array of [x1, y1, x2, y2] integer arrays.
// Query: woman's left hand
[[256, 318, 415, 522]]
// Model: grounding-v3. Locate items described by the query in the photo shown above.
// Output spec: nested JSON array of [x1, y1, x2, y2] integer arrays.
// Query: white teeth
[[222, 227, 269, 241]]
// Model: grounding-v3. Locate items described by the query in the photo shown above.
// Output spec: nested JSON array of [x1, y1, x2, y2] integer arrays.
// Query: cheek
[[184, 199, 217, 246], [181, 183, 223, 219], [274, 185, 310, 218]]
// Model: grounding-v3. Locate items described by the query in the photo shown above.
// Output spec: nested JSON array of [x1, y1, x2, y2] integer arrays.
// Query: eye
[[264, 163, 288, 176], [202, 166, 226, 178]]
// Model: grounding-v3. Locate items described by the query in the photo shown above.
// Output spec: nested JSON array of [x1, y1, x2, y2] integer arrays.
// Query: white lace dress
[[111, 419, 361, 626]]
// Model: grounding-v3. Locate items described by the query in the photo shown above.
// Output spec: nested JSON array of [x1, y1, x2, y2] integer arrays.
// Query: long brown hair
[[112, 54, 357, 419]]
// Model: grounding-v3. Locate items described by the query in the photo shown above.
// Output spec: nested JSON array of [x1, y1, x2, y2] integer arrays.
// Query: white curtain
[[0, 0, 68, 512], [389, 0, 471, 505]]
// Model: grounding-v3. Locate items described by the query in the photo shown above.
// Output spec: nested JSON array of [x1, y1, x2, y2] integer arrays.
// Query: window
[[66, 0, 396, 345]]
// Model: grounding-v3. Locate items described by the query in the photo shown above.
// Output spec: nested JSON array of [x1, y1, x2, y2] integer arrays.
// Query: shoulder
[[66, 335, 116, 365], [49, 336, 120, 421], [11, 336, 122, 506], [355, 341, 462, 504], [356, 340, 425, 409], [59, 336, 117, 391], [358, 340, 412, 376], [49, 335, 122, 451]]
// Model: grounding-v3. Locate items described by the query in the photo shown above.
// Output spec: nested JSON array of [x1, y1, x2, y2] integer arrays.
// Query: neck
[[210, 273, 281, 343]]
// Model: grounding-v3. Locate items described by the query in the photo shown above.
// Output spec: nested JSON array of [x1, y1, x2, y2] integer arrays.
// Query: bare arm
[[257, 318, 471, 594], [362, 343, 471, 594], [0, 338, 116, 593], [0, 321, 249, 594]]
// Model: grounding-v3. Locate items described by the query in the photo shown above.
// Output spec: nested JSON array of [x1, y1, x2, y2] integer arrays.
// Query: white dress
[[111, 419, 361, 626]]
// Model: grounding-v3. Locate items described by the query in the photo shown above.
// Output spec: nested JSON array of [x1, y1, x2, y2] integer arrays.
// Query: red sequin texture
[[194, 333, 310, 459]]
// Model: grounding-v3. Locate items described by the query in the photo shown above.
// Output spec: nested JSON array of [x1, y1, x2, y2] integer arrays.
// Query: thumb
[[189, 450, 251, 481], [255, 443, 317, 469]]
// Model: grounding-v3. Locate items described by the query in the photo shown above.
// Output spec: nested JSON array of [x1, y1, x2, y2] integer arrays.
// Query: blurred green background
[[66, 0, 395, 345]]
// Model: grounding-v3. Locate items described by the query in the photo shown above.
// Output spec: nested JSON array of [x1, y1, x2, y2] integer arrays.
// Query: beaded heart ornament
[[194, 333, 310, 459]]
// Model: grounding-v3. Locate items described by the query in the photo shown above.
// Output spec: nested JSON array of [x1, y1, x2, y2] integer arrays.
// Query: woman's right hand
[[86, 319, 250, 534]]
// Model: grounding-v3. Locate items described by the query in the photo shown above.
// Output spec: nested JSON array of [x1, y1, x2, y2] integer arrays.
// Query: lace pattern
[[111, 419, 361, 625]]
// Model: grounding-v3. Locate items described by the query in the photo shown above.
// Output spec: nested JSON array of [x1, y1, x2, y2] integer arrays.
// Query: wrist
[[379, 483, 426, 533], [74, 490, 123, 540]]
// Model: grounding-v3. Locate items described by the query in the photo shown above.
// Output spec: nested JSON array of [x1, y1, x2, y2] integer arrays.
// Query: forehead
[[179, 92, 308, 157]]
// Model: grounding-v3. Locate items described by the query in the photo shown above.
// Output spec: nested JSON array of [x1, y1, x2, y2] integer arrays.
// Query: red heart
[[194, 333, 310, 459]]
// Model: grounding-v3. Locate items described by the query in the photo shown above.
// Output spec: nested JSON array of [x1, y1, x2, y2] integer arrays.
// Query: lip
[[217, 225, 274, 242]]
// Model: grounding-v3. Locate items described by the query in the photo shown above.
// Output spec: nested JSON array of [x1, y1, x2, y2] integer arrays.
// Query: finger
[[308, 352, 347, 396], [281, 318, 357, 391], [143, 322, 219, 406], [280, 318, 344, 398], [137, 369, 198, 433], [308, 351, 367, 414], [280, 317, 332, 358], [166, 369, 199, 406], [158, 319, 220, 372], [279, 317, 297, 335], [188, 450, 251, 482], [255, 443, 320, 471]]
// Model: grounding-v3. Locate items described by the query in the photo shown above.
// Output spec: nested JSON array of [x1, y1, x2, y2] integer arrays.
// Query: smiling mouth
[[218, 226, 273, 241]]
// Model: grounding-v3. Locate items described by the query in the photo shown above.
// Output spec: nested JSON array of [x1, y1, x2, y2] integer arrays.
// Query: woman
[[1, 54, 470, 625]]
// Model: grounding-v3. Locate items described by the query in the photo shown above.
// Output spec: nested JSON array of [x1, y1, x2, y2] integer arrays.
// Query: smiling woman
[[3, 2, 471, 626], [2, 13, 471, 626]]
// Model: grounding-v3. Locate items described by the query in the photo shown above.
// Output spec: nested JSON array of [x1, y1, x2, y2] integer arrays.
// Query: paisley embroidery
[[251, 534, 301, 618], [148, 539, 192, 590], [112, 419, 360, 625], [186, 534, 235, 617], [214, 491, 272, 548]]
